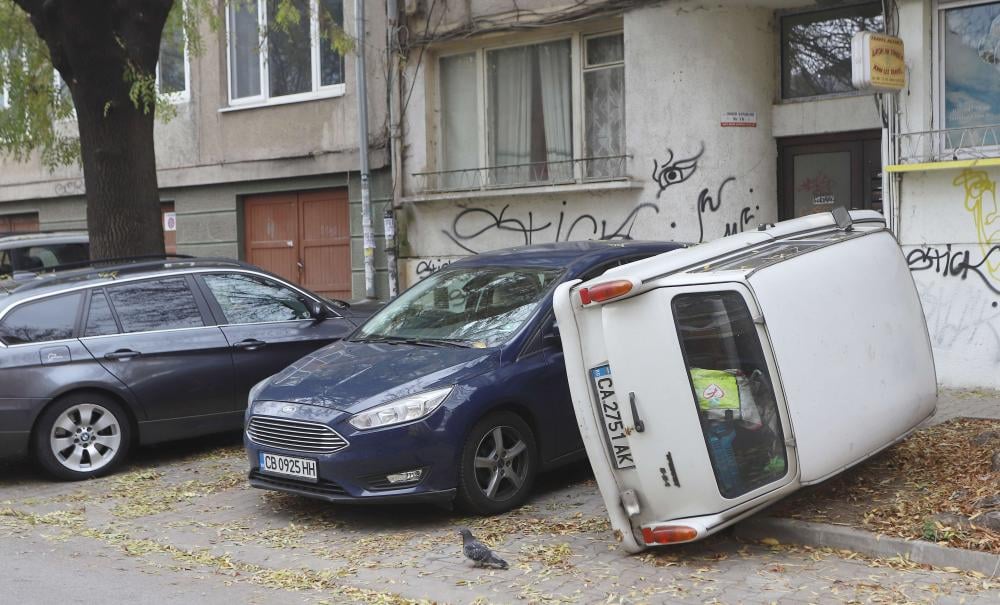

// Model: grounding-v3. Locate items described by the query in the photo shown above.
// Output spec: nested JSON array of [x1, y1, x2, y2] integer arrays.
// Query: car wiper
[[352, 335, 471, 348], [413, 338, 473, 348]]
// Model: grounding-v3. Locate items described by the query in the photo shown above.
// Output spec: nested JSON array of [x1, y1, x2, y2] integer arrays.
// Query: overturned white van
[[553, 209, 937, 552]]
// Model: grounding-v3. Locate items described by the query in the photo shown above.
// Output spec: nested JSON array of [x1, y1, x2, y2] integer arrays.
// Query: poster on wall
[[720, 112, 757, 127], [163, 212, 177, 232]]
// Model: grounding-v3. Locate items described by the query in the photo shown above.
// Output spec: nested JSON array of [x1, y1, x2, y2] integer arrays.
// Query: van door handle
[[233, 339, 266, 351], [629, 392, 645, 433], [104, 349, 140, 361]]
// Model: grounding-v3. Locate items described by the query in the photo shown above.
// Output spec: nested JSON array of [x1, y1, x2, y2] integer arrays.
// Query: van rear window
[[672, 292, 788, 499]]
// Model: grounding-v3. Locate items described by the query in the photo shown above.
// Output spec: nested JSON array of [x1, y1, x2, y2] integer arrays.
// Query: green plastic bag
[[690, 368, 740, 414]]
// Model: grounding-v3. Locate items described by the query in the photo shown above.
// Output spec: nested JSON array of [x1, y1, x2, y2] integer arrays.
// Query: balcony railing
[[894, 124, 1000, 165], [413, 155, 630, 194]]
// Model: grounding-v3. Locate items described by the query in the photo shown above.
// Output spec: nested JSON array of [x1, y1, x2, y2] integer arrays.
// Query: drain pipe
[[355, 0, 376, 299]]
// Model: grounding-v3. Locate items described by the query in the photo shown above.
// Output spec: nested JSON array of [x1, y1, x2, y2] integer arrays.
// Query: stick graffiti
[[906, 244, 1000, 296], [652, 144, 703, 199], [442, 201, 660, 255]]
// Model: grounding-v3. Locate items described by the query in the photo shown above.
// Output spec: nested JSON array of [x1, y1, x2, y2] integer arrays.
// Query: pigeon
[[459, 528, 508, 570]]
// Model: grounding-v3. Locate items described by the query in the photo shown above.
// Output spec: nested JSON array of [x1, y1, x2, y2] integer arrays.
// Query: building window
[[227, 0, 345, 105], [430, 31, 626, 192], [781, 3, 884, 100], [157, 5, 189, 99], [940, 1, 1000, 131]]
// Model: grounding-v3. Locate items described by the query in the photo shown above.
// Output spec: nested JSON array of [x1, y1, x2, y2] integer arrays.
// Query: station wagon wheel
[[33, 394, 131, 481], [456, 411, 537, 515]]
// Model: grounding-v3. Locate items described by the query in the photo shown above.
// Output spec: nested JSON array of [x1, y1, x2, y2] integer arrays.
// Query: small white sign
[[721, 112, 757, 128], [163, 212, 177, 232]]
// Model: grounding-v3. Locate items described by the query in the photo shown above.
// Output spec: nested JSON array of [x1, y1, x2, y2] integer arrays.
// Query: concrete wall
[[892, 0, 1000, 388], [399, 2, 782, 286]]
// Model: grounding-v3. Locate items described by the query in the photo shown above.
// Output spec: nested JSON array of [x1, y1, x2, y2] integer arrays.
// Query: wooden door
[[0, 212, 40, 233], [244, 189, 351, 299]]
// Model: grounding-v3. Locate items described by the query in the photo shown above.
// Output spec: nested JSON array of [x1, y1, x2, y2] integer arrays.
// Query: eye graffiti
[[652, 144, 704, 198]]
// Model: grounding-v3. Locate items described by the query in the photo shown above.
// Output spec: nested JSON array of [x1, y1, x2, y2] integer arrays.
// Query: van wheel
[[456, 411, 537, 515], [33, 394, 131, 481]]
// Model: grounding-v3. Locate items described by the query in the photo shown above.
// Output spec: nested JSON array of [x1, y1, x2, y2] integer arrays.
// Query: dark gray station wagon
[[0, 258, 363, 480]]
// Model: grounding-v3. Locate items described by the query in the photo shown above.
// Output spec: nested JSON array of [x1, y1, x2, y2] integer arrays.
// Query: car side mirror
[[310, 301, 331, 321], [543, 323, 562, 349]]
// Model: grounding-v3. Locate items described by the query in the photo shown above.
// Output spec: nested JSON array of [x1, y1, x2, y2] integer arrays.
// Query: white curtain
[[489, 46, 533, 185], [537, 40, 573, 182], [440, 53, 479, 190]]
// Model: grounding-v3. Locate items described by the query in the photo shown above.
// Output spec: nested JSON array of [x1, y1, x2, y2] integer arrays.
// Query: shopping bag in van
[[690, 368, 763, 428]]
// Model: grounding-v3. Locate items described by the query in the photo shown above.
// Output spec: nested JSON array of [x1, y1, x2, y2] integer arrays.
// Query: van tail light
[[579, 279, 633, 305], [642, 525, 698, 545]]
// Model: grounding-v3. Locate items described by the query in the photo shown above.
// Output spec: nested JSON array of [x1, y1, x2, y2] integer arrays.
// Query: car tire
[[456, 411, 537, 515], [33, 393, 131, 481]]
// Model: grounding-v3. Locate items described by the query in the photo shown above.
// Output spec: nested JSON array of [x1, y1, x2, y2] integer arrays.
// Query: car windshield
[[355, 266, 563, 347]]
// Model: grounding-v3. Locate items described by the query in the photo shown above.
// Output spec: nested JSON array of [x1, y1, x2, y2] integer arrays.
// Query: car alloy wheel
[[50, 403, 122, 473], [34, 394, 131, 481], [474, 426, 530, 501], [457, 411, 537, 514]]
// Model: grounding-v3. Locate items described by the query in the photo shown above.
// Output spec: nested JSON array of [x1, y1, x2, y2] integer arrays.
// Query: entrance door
[[0, 212, 40, 233], [778, 131, 882, 220], [244, 189, 351, 299]]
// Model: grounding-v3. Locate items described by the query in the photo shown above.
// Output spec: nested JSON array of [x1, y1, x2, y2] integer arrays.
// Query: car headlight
[[247, 376, 272, 409], [349, 387, 453, 430]]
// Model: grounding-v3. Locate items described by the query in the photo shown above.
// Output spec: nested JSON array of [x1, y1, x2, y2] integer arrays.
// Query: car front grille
[[247, 416, 348, 454]]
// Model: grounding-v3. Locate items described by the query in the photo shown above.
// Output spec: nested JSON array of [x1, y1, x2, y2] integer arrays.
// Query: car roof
[[0, 257, 255, 305], [447, 240, 688, 273], [0, 231, 89, 247]]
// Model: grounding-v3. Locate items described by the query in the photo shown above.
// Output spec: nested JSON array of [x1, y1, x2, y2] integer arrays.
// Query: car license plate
[[259, 451, 318, 483], [590, 364, 635, 469]]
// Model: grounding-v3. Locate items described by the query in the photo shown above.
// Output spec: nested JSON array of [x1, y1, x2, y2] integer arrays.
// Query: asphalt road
[[1, 428, 997, 604]]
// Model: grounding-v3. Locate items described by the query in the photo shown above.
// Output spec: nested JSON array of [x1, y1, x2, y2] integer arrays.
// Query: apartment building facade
[[0, 0, 393, 299]]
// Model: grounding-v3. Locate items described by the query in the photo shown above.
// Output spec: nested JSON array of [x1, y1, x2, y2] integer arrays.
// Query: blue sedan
[[244, 240, 686, 514]]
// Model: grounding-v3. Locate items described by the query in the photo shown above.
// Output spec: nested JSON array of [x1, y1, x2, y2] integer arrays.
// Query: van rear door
[[555, 280, 797, 552]]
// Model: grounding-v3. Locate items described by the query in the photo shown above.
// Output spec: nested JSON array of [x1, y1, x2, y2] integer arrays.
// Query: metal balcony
[[413, 155, 630, 194], [894, 124, 1000, 165]]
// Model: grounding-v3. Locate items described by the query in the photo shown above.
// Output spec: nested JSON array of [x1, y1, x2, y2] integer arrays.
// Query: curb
[[732, 516, 1000, 578]]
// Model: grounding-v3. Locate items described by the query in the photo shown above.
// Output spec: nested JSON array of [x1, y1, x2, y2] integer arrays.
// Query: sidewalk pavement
[[735, 387, 1000, 577]]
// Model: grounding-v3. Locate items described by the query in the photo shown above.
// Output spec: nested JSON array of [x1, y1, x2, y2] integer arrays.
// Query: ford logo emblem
[[281, 405, 296, 414]]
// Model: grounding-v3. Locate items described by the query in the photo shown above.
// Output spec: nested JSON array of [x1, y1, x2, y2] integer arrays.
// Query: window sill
[[219, 85, 346, 113], [400, 179, 642, 204], [776, 90, 874, 105], [885, 157, 1000, 173]]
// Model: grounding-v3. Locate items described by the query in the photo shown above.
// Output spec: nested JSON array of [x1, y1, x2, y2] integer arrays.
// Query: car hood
[[256, 340, 499, 413]]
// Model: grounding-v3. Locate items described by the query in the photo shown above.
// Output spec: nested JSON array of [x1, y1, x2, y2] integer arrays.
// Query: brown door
[[244, 189, 351, 299], [161, 202, 177, 255], [0, 212, 40, 232], [778, 130, 883, 220]]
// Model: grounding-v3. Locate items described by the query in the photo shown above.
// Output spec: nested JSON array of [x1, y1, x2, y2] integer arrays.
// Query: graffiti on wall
[[955, 169, 999, 283], [434, 142, 756, 257], [652, 144, 703, 198], [414, 258, 454, 281], [442, 201, 660, 255], [694, 177, 756, 243], [907, 244, 1000, 296]]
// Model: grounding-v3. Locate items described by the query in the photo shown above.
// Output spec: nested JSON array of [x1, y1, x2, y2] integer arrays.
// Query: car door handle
[[104, 349, 141, 361], [233, 339, 266, 351]]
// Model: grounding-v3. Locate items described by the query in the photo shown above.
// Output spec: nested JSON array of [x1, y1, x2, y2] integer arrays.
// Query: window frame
[[433, 27, 626, 185], [933, 0, 1000, 143], [156, 12, 192, 104], [777, 1, 885, 103], [224, 0, 347, 109]]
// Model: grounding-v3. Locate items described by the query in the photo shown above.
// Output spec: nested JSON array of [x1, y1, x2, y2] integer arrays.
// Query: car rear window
[[106, 277, 204, 333], [0, 292, 83, 345]]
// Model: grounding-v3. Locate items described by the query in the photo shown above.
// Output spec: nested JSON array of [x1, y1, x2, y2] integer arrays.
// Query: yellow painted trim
[[885, 158, 1000, 173]]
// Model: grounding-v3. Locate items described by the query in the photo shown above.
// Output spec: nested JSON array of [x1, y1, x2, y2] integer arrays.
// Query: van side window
[[0, 293, 83, 345], [672, 291, 787, 499], [106, 277, 204, 333], [84, 290, 119, 337]]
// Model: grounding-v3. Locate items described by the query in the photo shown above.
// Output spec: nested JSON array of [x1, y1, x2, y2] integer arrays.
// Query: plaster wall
[[400, 3, 780, 286]]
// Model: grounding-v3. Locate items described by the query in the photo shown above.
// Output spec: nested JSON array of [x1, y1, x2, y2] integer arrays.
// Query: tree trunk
[[15, 0, 173, 260]]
